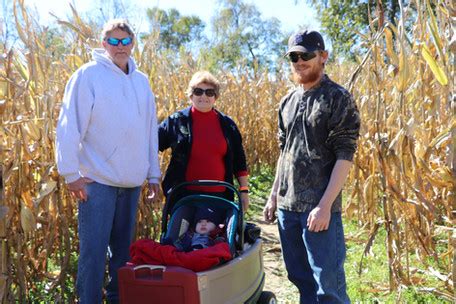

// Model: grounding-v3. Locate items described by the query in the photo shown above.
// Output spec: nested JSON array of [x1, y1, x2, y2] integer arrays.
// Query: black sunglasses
[[193, 88, 216, 97], [288, 52, 317, 63]]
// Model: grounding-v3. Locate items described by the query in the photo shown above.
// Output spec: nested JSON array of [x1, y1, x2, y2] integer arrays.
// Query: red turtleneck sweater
[[185, 107, 227, 192]]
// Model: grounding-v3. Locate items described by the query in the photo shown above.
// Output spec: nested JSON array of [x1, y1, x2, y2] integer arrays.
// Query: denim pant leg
[[105, 186, 140, 301], [303, 212, 350, 304], [278, 209, 318, 304], [77, 182, 117, 304]]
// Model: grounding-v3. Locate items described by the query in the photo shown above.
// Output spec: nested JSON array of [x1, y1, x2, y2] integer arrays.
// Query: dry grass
[[0, 0, 454, 301]]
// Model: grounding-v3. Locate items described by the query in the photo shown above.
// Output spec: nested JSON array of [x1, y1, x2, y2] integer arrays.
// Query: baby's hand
[[192, 244, 204, 250]]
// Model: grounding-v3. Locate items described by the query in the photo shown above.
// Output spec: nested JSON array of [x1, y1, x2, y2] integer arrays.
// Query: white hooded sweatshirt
[[55, 49, 161, 187]]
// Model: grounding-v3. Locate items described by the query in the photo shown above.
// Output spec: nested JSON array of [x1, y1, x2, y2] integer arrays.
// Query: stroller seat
[[162, 194, 241, 257]]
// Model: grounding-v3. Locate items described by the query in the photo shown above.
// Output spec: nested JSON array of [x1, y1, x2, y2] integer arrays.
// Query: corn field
[[0, 0, 454, 302]]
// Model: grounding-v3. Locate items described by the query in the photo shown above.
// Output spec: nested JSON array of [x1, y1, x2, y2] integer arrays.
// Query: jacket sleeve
[[158, 116, 172, 152], [229, 119, 248, 176], [326, 91, 360, 161], [278, 107, 286, 152], [147, 90, 161, 184], [277, 94, 290, 152], [55, 69, 94, 183]]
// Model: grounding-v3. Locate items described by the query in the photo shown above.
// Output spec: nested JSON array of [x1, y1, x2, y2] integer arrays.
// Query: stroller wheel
[[258, 291, 277, 304]]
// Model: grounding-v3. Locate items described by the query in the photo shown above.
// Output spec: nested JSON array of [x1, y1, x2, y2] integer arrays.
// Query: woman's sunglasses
[[193, 88, 216, 97], [288, 52, 317, 63], [106, 37, 133, 46]]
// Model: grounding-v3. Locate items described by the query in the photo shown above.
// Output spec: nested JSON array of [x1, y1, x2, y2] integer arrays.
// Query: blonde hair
[[186, 71, 221, 98], [101, 19, 135, 41]]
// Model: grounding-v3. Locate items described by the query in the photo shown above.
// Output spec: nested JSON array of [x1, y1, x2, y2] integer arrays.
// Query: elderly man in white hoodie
[[55, 19, 160, 303]]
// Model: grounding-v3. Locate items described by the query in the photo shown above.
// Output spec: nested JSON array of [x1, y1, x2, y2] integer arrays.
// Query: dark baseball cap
[[285, 30, 325, 55]]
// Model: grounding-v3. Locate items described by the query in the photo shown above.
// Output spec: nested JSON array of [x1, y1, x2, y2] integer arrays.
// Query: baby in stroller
[[129, 198, 233, 273], [171, 206, 227, 252]]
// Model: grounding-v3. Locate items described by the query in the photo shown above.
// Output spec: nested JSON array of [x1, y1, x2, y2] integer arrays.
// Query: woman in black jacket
[[159, 71, 249, 210]]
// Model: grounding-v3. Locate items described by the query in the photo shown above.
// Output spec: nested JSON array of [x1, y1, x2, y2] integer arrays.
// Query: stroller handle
[[166, 180, 243, 212]]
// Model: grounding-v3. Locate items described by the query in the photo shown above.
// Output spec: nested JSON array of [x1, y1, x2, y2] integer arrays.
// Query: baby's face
[[195, 219, 216, 234]]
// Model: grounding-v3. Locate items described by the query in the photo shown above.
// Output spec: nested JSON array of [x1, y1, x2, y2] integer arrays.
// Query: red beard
[[292, 65, 322, 85]]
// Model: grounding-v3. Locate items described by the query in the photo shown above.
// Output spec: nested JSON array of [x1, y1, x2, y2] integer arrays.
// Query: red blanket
[[130, 239, 232, 272]]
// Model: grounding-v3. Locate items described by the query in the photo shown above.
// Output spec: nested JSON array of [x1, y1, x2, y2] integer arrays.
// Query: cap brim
[[284, 45, 319, 57]]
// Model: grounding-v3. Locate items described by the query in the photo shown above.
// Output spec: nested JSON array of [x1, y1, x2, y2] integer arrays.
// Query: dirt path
[[250, 216, 299, 303]]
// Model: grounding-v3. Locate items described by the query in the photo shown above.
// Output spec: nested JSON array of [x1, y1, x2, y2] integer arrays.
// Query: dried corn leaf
[[434, 167, 454, 184], [385, 27, 398, 65], [0, 81, 7, 98], [20, 191, 34, 209], [13, 58, 29, 81], [20, 204, 36, 233], [0, 100, 5, 115], [423, 123, 453, 162], [395, 48, 410, 92], [426, 0, 445, 61], [13, 0, 29, 45], [65, 54, 85, 69], [23, 120, 41, 141], [34, 180, 57, 206], [421, 44, 448, 86], [362, 174, 376, 205], [426, 267, 450, 283], [388, 129, 405, 154]]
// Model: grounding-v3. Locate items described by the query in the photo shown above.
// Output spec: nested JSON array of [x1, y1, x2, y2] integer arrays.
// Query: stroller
[[118, 180, 276, 304]]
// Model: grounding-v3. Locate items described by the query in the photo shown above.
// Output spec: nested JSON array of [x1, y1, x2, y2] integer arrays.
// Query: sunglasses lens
[[193, 88, 204, 96], [107, 38, 120, 46], [193, 88, 216, 97], [289, 53, 299, 63], [302, 52, 316, 61], [121, 37, 132, 46], [205, 89, 216, 97]]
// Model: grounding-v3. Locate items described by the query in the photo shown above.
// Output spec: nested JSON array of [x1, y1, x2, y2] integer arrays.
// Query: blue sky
[[23, 0, 320, 34]]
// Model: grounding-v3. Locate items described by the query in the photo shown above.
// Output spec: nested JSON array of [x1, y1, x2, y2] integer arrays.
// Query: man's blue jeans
[[77, 182, 140, 303], [277, 209, 350, 304]]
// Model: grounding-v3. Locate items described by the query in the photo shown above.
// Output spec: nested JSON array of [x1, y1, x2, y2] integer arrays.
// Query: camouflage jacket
[[277, 74, 360, 212]]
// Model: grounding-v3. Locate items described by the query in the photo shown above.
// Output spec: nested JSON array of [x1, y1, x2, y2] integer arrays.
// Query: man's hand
[[67, 177, 93, 202], [146, 183, 160, 204], [307, 205, 331, 232], [263, 192, 277, 223]]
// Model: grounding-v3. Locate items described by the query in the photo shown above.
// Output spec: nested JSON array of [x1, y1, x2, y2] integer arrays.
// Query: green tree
[[204, 0, 284, 73], [146, 7, 205, 52], [307, 0, 401, 59]]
